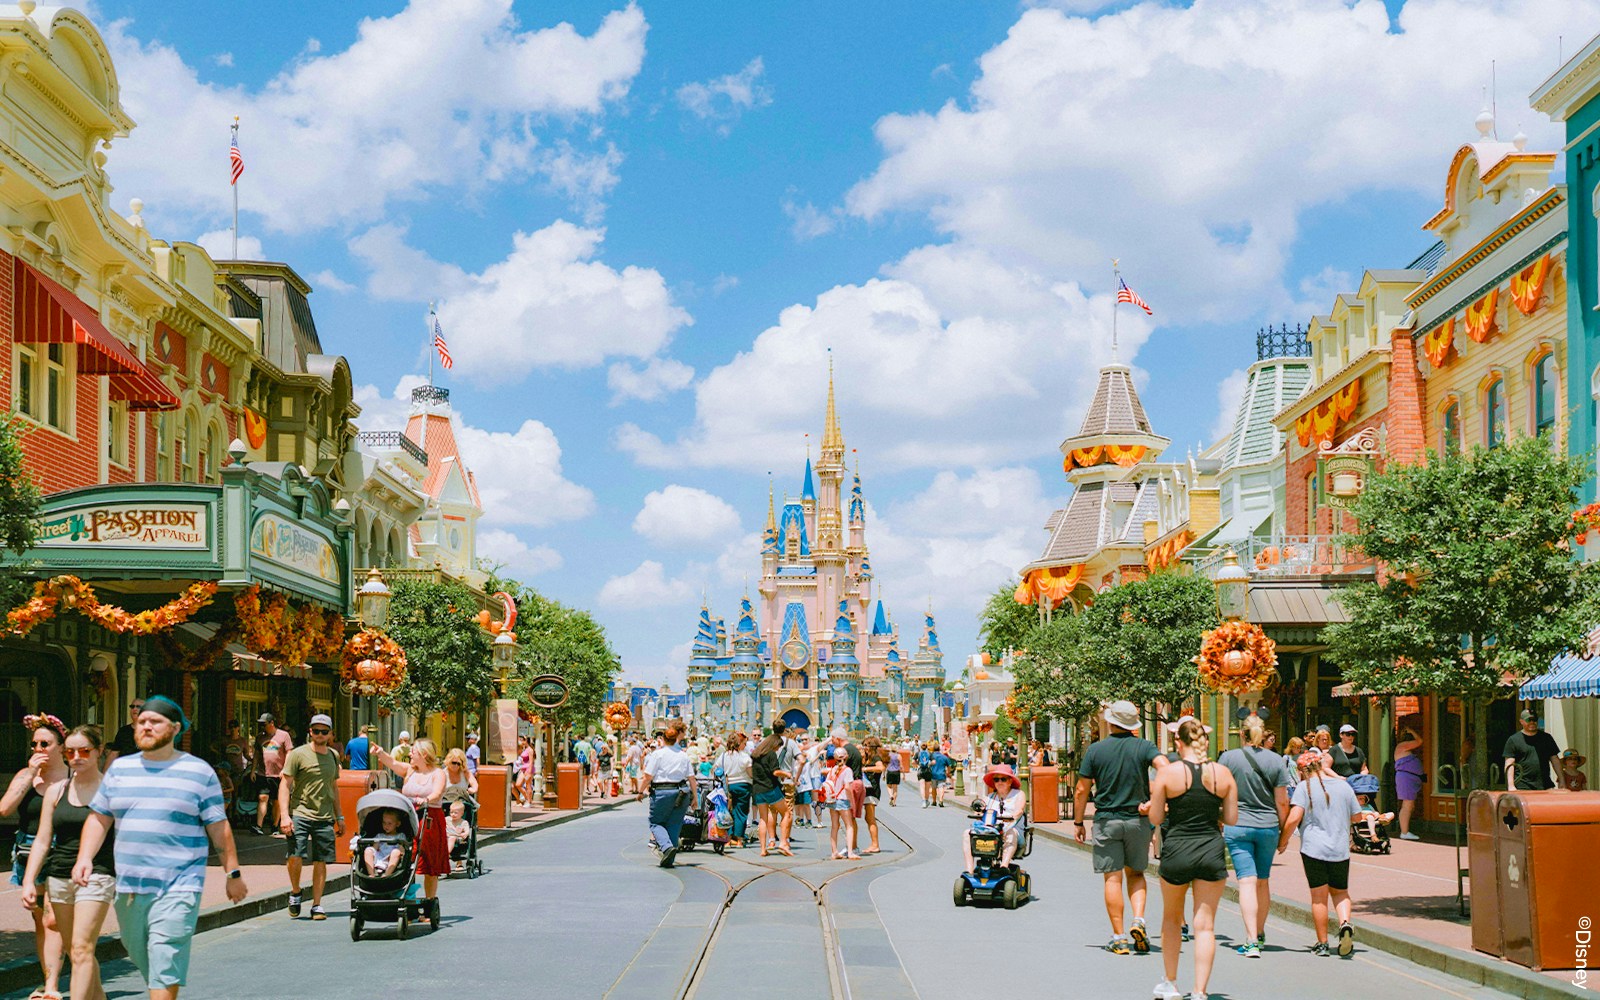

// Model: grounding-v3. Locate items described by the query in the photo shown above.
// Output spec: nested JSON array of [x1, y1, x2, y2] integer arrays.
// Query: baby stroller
[[442, 786, 483, 879], [677, 777, 728, 855], [1348, 774, 1392, 855], [349, 789, 437, 940]]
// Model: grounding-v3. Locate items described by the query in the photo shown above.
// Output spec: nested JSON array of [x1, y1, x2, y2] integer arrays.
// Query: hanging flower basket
[[234, 586, 345, 668], [1572, 503, 1600, 545], [1193, 621, 1278, 695]]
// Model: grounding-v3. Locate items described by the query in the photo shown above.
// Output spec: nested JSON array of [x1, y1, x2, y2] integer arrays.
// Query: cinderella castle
[[684, 373, 946, 739]]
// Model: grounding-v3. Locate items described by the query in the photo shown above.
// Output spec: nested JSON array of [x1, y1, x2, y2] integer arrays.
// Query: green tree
[[487, 576, 621, 731], [1322, 438, 1600, 701], [1010, 610, 1107, 729], [977, 579, 1036, 663], [380, 578, 496, 722], [1073, 573, 1216, 709], [0, 418, 43, 610]]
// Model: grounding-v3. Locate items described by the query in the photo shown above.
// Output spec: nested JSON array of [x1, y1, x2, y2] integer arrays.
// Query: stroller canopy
[[356, 788, 420, 838]]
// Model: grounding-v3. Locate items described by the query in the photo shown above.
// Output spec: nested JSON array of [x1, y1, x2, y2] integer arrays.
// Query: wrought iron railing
[[1187, 534, 1376, 578], [1256, 323, 1310, 360], [357, 430, 427, 466]]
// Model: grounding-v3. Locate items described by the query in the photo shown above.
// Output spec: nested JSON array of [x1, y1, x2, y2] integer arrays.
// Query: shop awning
[[177, 623, 311, 679], [14, 259, 179, 411], [1520, 652, 1600, 700]]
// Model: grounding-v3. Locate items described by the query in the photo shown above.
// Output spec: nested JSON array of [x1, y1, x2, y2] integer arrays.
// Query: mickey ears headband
[[1234, 706, 1271, 722]]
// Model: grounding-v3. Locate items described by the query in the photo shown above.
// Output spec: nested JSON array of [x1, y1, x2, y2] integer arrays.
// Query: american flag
[[432, 313, 453, 370], [229, 132, 244, 186], [1117, 278, 1152, 315]]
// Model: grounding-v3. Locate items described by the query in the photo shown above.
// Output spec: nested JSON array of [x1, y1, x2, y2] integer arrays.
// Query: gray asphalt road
[[8, 799, 1524, 999]]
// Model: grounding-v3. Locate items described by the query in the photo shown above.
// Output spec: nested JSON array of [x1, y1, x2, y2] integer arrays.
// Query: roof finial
[[822, 350, 844, 456], [766, 474, 777, 532]]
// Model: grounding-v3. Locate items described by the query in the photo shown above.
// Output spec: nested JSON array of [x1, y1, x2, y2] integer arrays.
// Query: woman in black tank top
[[21, 724, 116, 1000], [0, 716, 70, 999], [1148, 720, 1239, 1000]]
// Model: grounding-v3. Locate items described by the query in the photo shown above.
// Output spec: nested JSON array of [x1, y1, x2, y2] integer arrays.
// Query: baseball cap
[[258, 712, 275, 724], [309, 713, 333, 728], [1315, 724, 1331, 733], [1339, 724, 1357, 735], [1519, 710, 1538, 723], [398, 730, 411, 739], [466, 732, 479, 740]]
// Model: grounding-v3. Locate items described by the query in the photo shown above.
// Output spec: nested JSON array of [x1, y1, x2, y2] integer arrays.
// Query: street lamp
[[357, 567, 392, 630], [492, 630, 518, 691], [1213, 549, 1250, 622]]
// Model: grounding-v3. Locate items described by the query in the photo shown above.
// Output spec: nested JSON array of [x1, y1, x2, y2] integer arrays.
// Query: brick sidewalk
[[1035, 810, 1586, 998], [0, 791, 628, 992]]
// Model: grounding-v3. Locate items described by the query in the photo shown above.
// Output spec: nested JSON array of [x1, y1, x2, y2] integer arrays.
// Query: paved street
[[12, 797, 1531, 1000]]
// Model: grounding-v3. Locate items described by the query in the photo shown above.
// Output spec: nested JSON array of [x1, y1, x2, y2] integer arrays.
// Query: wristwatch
[[226, 869, 242, 880]]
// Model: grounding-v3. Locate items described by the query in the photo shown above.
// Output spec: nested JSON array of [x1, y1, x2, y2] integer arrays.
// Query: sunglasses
[[310, 728, 332, 736], [64, 747, 95, 759], [30, 740, 55, 748]]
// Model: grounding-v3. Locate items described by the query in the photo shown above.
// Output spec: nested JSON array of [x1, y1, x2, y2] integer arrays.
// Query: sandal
[[777, 846, 793, 857]]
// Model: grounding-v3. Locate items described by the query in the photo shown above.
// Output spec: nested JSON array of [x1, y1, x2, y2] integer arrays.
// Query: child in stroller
[[442, 787, 483, 878], [350, 789, 438, 939], [1348, 774, 1392, 854], [364, 808, 408, 877]]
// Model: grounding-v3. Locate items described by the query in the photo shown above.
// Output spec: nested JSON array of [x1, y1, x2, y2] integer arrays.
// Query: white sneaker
[[1153, 980, 1183, 1000], [1399, 832, 1421, 841]]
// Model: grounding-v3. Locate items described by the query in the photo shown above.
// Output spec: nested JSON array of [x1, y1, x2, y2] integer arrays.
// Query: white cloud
[[608, 357, 695, 404], [711, 274, 740, 295], [350, 221, 691, 383], [104, 1, 647, 233], [310, 269, 355, 294], [352, 379, 594, 530], [616, 242, 1149, 472], [477, 528, 564, 577], [844, 0, 1598, 323], [676, 57, 772, 132], [633, 485, 741, 546], [194, 230, 263, 261], [598, 560, 693, 607], [210, 52, 234, 68], [782, 198, 838, 240], [1211, 367, 1249, 444]]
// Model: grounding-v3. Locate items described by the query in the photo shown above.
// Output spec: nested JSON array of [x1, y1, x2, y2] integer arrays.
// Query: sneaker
[[1399, 832, 1421, 841], [252, 825, 266, 836], [310, 905, 327, 921], [1152, 980, 1183, 999], [1257, 932, 1266, 946], [1181, 923, 1192, 942], [659, 846, 677, 869], [1129, 920, 1150, 954], [1108, 936, 1132, 956], [288, 894, 302, 918], [1311, 941, 1331, 957], [1338, 922, 1354, 957], [1238, 942, 1261, 959]]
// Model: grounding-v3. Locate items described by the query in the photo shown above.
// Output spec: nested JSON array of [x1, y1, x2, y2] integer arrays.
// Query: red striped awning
[[13, 259, 179, 411]]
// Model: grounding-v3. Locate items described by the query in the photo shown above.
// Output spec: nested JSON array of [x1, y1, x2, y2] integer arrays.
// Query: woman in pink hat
[[963, 765, 1027, 873]]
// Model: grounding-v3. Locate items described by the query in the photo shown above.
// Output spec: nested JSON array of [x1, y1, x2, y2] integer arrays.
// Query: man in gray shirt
[[1217, 716, 1290, 958]]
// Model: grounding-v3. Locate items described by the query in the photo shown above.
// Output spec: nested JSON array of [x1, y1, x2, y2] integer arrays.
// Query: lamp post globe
[[1213, 549, 1250, 622], [357, 567, 392, 630]]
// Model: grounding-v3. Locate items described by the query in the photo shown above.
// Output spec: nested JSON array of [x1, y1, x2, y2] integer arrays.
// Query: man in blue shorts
[[76, 695, 248, 999]]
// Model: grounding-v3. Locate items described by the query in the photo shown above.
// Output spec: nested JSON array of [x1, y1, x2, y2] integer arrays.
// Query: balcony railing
[[1187, 534, 1376, 579], [358, 430, 427, 466]]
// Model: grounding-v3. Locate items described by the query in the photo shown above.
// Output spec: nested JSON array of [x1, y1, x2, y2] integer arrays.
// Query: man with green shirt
[[278, 713, 344, 921]]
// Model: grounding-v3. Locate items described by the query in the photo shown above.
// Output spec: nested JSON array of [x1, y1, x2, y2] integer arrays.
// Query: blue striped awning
[[1520, 653, 1600, 700]]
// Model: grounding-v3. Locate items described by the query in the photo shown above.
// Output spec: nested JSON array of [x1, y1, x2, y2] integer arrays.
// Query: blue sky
[[87, 0, 1600, 687]]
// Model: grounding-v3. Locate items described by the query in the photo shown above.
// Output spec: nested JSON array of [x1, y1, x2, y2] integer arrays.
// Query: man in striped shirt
[[76, 696, 248, 999]]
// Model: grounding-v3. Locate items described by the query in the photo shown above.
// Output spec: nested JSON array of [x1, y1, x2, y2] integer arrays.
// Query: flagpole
[[231, 117, 240, 259], [1111, 258, 1121, 363], [427, 302, 436, 389]]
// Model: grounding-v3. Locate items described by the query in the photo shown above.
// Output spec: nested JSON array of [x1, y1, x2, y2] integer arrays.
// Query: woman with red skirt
[[374, 737, 450, 920]]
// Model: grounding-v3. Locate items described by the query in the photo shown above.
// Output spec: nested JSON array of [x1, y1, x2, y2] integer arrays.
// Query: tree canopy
[[1322, 437, 1600, 700], [0, 419, 43, 610], [380, 578, 496, 721], [977, 579, 1036, 663], [487, 575, 621, 730]]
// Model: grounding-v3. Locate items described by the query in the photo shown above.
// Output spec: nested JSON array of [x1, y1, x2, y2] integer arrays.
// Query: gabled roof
[[405, 411, 483, 509]]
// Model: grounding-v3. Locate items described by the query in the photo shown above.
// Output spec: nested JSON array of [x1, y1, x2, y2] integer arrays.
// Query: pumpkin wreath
[[603, 701, 633, 732], [341, 627, 408, 697], [1193, 620, 1279, 695]]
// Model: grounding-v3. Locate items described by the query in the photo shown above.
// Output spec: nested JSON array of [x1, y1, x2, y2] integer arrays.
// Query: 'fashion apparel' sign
[[249, 513, 339, 584], [38, 503, 208, 549]]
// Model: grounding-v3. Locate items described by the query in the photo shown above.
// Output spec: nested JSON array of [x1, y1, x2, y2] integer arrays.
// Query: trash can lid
[[1498, 790, 1600, 826]]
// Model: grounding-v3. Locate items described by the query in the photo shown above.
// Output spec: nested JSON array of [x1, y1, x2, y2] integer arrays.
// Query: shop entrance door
[[0, 676, 36, 771]]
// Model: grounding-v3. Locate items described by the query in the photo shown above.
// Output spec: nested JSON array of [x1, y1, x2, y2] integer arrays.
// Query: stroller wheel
[[468, 859, 481, 879], [397, 912, 409, 940], [428, 897, 441, 931], [349, 914, 363, 942]]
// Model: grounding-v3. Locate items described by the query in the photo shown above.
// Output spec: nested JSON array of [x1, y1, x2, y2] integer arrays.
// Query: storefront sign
[[527, 674, 570, 710], [37, 503, 208, 549], [249, 513, 339, 584]]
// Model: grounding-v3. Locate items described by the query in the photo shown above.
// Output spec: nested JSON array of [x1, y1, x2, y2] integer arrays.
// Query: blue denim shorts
[[1223, 824, 1279, 879]]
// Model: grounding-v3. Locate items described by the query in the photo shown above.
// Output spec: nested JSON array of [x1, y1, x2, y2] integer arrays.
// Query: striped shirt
[[91, 752, 226, 894]]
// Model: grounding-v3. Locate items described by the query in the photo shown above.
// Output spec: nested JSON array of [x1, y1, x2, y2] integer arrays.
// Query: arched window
[[1485, 378, 1507, 448], [1442, 401, 1461, 455], [203, 422, 221, 482], [1534, 352, 1557, 434]]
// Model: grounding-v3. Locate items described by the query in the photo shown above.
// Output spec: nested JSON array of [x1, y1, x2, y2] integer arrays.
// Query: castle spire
[[766, 476, 776, 533], [822, 351, 845, 459]]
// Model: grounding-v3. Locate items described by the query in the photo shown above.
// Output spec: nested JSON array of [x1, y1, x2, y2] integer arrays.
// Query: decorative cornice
[[1413, 235, 1567, 339], [1408, 190, 1563, 308], [1272, 348, 1389, 427]]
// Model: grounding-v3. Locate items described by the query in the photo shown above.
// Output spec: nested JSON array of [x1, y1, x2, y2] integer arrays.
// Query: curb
[[1033, 825, 1589, 1000], [0, 798, 631, 997]]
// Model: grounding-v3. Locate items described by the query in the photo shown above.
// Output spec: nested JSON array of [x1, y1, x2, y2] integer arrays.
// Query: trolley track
[[603, 822, 915, 1000]]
